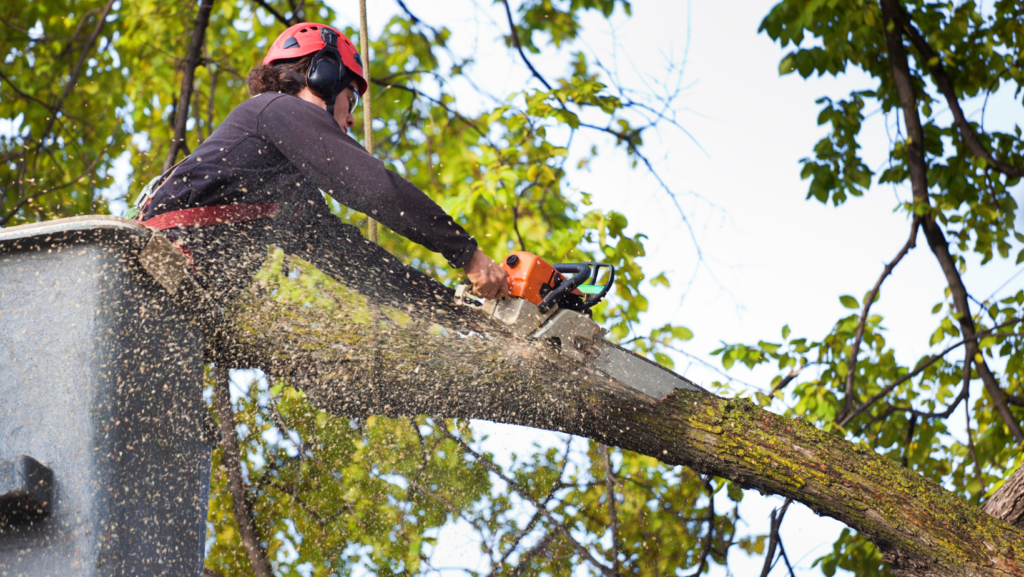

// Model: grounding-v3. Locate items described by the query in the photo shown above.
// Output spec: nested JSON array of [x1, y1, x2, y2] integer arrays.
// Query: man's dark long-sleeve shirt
[[144, 92, 478, 268]]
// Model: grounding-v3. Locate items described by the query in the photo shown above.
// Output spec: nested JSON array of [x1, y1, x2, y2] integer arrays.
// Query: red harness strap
[[142, 203, 281, 231], [140, 203, 281, 273]]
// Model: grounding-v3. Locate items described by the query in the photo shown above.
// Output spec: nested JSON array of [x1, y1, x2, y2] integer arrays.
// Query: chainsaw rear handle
[[538, 262, 615, 314], [570, 262, 616, 308]]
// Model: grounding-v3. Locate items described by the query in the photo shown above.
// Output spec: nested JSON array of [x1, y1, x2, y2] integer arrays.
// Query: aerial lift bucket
[[0, 217, 214, 576]]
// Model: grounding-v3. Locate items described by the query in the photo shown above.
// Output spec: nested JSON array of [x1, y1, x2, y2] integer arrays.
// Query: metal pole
[[358, 0, 377, 244]]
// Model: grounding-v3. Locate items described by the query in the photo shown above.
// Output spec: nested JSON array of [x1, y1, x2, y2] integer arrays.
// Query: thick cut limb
[[209, 247, 1024, 577]]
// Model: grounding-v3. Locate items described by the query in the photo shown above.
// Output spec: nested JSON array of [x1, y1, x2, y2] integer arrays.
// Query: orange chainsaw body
[[501, 251, 581, 306]]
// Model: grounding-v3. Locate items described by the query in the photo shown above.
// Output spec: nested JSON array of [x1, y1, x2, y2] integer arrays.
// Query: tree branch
[[894, 6, 1021, 178], [0, 130, 115, 227], [500, 0, 554, 92], [212, 245, 1024, 576], [685, 476, 716, 577], [34, 0, 116, 153], [759, 498, 792, 577], [837, 319, 1021, 427], [213, 367, 274, 577], [965, 401, 986, 500], [839, 216, 920, 422], [983, 467, 1024, 529], [164, 0, 214, 172], [879, 0, 1023, 443]]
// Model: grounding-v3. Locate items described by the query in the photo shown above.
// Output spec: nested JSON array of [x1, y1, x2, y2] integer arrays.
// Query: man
[[136, 22, 508, 306]]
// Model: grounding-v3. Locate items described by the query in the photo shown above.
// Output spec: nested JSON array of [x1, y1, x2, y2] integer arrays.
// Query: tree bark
[[986, 468, 1024, 529], [163, 0, 214, 172], [207, 248, 1024, 577]]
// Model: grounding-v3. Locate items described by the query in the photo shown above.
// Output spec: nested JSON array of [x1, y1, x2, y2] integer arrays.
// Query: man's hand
[[464, 248, 510, 300]]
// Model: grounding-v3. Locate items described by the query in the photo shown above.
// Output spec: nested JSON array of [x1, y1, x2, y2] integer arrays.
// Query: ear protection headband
[[305, 28, 361, 116]]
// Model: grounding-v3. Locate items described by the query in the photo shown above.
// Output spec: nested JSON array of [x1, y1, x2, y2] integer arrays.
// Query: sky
[[325, 0, 1024, 575]]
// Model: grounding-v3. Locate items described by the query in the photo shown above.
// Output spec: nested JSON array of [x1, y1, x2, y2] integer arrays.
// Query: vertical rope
[[358, 0, 378, 243]]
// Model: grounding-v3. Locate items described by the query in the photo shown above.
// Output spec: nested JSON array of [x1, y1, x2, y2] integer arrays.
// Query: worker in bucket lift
[[132, 22, 509, 307]]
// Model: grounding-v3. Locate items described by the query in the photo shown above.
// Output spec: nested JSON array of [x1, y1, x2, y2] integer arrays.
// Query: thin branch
[[34, 0, 116, 161], [508, 531, 557, 577], [0, 130, 115, 227], [839, 216, 921, 422], [164, 0, 214, 171], [776, 537, 797, 577], [880, 0, 1024, 444], [661, 344, 763, 392], [759, 498, 792, 577], [838, 318, 1020, 427], [771, 364, 807, 396], [902, 414, 918, 468], [500, 0, 554, 92], [489, 438, 574, 576], [205, 67, 219, 139], [965, 400, 986, 500], [213, 367, 274, 577]]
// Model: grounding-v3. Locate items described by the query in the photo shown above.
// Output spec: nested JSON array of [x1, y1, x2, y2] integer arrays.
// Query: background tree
[[2, 0, 1023, 576]]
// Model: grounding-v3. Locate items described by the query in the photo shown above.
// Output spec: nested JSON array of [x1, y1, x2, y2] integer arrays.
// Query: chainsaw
[[455, 251, 702, 400]]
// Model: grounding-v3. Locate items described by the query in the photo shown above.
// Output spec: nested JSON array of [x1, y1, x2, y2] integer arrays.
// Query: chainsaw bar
[[454, 285, 703, 401]]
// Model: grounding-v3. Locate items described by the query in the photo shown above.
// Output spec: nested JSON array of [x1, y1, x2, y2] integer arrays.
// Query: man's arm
[[257, 96, 476, 266], [258, 95, 507, 297]]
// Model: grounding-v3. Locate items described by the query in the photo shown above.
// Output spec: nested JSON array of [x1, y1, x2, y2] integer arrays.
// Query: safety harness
[[128, 160, 280, 269]]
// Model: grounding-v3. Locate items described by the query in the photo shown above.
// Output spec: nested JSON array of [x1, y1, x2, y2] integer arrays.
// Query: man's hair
[[246, 54, 315, 96]]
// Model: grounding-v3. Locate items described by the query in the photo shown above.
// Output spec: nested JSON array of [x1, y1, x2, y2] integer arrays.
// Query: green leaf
[[840, 295, 859, 309], [654, 352, 674, 369]]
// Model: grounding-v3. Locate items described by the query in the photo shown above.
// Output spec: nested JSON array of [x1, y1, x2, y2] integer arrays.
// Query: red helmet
[[263, 23, 367, 96]]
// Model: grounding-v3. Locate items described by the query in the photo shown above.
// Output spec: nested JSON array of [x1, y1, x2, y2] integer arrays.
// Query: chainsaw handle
[[579, 262, 615, 310], [539, 264, 590, 313]]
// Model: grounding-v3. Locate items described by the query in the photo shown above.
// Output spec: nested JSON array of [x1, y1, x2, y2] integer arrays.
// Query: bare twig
[[164, 0, 214, 171], [839, 216, 920, 423], [213, 367, 274, 577], [500, 0, 554, 92], [759, 498, 792, 577]]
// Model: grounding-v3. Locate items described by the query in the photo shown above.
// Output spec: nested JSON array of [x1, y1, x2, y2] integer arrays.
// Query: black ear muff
[[306, 51, 341, 100], [305, 27, 351, 117]]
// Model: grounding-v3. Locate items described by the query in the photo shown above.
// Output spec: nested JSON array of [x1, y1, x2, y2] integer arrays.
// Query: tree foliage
[[3, 0, 1023, 575]]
